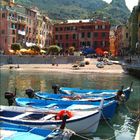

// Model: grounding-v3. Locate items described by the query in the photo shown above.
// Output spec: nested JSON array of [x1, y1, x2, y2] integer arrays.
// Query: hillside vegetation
[[15, 0, 130, 25]]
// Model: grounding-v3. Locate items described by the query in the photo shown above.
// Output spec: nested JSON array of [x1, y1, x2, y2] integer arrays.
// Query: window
[[81, 32, 85, 38], [73, 34, 76, 39], [102, 25, 105, 29], [12, 30, 16, 34], [60, 27, 63, 31], [87, 32, 91, 38], [2, 13, 5, 18], [93, 41, 98, 47], [82, 42, 86, 46], [101, 41, 105, 47], [12, 37, 15, 43], [87, 41, 91, 46], [11, 23, 15, 29], [55, 27, 58, 31], [126, 33, 128, 38], [95, 25, 98, 30], [66, 34, 69, 40], [102, 32, 106, 38], [55, 35, 58, 40], [1, 30, 5, 34], [94, 32, 98, 38], [60, 35, 62, 40], [66, 27, 70, 31], [72, 43, 76, 47]]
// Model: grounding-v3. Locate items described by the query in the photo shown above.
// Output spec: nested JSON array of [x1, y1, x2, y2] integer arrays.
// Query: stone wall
[[0, 55, 84, 65]]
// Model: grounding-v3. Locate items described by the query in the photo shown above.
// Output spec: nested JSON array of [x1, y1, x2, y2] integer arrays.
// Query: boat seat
[[40, 114, 56, 121], [12, 112, 33, 119]]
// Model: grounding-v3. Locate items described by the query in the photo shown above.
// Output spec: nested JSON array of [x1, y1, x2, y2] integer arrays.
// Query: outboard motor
[[25, 88, 34, 98], [52, 84, 60, 94], [116, 86, 125, 102], [5, 92, 15, 106]]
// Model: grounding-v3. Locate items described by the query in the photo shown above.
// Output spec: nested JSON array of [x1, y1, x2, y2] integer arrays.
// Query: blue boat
[[15, 97, 117, 119], [59, 83, 133, 101], [35, 91, 116, 101], [0, 105, 103, 134], [0, 121, 73, 140]]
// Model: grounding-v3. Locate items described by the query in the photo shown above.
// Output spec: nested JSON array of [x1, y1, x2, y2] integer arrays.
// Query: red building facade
[[53, 20, 110, 52]]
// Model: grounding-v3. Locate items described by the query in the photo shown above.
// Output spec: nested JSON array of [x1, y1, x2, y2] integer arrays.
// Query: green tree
[[48, 45, 61, 55], [11, 43, 21, 52], [68, 46, 75, 55]]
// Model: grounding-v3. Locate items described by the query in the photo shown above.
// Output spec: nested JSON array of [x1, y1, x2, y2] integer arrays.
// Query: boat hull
[[0, 105, 101, 134], [15, 97, 117, 119]]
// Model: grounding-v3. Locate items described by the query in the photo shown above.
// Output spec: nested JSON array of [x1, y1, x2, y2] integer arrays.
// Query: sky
[[103, 0, 138, 11]]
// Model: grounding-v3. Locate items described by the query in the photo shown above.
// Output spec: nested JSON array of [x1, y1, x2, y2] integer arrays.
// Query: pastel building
[[36, 13, 53, 48], [53, 19, 110, 52], [0, 0, 53, 54], [109, 29, 116, 56]]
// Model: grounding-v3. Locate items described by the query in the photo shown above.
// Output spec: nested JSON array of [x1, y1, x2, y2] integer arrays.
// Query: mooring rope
[[74, 133, 93, 140], [101, 112, 129, 140], [124, 104, 140, 122]]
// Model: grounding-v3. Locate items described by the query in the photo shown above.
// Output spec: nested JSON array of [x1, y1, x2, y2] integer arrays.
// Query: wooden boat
[[0, 102, 103, 134], [15, 97, 117, 119], [34, 83, 132, 104], [35, 91, 116, 101], [59, 83, 133, 102], [0, 121, 74, 140], [96, 62, 104, 68]]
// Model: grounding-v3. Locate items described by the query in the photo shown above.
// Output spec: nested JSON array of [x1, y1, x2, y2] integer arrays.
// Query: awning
[[18, 30, 26, 36], [26, 42, 36, 47]]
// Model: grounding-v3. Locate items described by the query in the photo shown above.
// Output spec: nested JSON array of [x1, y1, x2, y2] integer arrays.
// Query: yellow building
[[109, 30, 116, 56]]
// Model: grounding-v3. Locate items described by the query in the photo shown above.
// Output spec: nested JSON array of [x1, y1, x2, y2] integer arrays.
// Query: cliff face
[[15, 0, 131, 25], [110, 0, 130, 12]]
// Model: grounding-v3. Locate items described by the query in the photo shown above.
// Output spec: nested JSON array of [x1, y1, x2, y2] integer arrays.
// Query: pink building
[[0, 0, 53, 54]]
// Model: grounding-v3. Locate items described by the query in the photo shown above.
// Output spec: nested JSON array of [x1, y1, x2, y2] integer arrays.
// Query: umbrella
[[9, 49, 14, 53], [96, 48, 104, 55], [20, 48, 28, 52], [104, 51, 108, 54], [40, 49, 46, 53]]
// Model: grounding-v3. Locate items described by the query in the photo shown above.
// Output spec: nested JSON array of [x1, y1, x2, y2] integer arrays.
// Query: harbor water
[[0, 69, 140, 140]]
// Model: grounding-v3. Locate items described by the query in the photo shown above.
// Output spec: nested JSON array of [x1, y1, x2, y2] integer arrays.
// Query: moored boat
[[0, 102, 103, 134], [15, 97, 117, 119], [59, 83, 133, 101], [0, 121, 74, 140], [35, 91, 116, 101]]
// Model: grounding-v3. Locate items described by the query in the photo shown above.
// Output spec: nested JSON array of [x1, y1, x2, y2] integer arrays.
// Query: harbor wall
[[0, 55, 84, 65]]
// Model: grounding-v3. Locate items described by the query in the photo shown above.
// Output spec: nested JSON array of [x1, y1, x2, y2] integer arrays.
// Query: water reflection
[[0, 69, 139, 140]]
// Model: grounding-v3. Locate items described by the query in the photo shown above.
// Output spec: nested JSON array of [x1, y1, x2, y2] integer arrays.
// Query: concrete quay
[[135, 122, 140, 140]]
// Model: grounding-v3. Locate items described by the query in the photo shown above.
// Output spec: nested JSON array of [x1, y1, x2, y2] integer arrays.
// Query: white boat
[[0, 121, 74, 140], [0, 100, 103, 134]]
